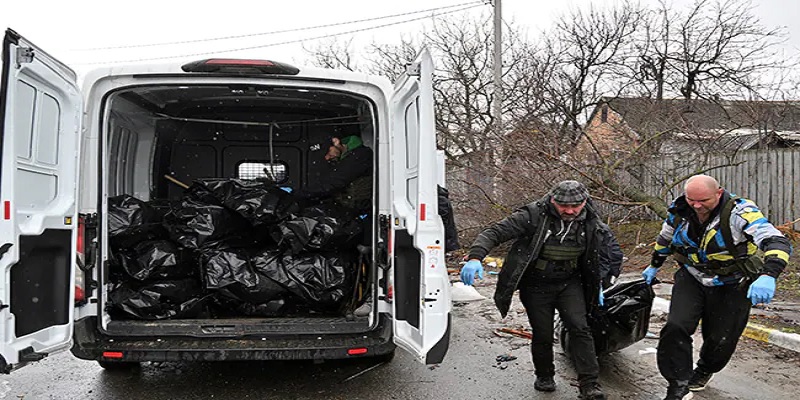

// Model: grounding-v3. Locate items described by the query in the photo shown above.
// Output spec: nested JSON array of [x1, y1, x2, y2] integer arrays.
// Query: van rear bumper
[[70, 314, 395, 362]]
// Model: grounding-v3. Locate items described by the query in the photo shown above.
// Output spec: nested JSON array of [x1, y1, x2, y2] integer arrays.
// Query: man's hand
[[748, 275, 776, 305], [642, 265, 659, 285], [460, 259, 484, 286]]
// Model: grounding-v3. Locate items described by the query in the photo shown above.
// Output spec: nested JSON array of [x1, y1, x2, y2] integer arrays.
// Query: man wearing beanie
[[461, 180, 622, 400]]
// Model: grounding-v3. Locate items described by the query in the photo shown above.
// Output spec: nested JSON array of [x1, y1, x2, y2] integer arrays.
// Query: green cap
[[339, 135, 363, 157]]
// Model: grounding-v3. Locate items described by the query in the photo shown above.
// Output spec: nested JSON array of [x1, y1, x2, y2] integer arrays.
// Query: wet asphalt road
[[2, 280, 800, 399]]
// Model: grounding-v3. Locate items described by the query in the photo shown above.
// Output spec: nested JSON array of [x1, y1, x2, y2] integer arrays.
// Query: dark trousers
[[519, 277, 599, 384], [657, 267, 752, 383]]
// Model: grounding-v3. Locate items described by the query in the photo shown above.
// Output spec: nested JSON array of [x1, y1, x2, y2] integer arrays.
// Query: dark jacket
[[437, 185, 460, 252], [468, 195, 622, 317], [297, 145, 373, 203]]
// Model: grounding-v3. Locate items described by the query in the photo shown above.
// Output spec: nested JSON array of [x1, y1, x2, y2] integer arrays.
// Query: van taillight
[[77, 216, 85, 258], [75, 285, 85, 303], [347, 348, 368, 356], [75, 216, 86, 305], [102, 352, 124, 359]]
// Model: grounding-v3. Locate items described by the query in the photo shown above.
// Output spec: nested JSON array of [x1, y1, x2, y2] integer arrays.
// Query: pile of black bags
[[107, 179, 363, 320]]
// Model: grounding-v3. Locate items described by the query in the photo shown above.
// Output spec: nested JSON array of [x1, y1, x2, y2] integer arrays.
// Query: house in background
[[578, 97, 800, 161]]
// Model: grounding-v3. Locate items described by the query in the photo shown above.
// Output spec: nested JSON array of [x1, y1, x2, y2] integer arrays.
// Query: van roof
[[81, 59, 392, 88]]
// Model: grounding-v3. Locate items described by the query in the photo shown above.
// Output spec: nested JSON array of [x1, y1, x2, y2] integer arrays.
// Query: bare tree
[[539, 2, 643, 135], [633, 0, 787, 101], [302, 38, 358, 71]]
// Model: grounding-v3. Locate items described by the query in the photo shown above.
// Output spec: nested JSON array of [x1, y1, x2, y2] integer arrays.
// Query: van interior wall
[[106, 109, 156, 200], [152, 119, 369, 199]]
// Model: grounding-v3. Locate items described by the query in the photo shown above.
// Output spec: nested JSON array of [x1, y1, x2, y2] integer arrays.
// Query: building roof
[[592, 97, 800, 151]]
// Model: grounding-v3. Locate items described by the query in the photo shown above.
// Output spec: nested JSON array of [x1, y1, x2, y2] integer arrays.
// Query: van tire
[[97, 360, 139, 371]]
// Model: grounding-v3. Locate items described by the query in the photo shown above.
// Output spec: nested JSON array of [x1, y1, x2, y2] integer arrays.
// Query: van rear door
[[0, 29, 80, 372], [389, 48, 451, 365]]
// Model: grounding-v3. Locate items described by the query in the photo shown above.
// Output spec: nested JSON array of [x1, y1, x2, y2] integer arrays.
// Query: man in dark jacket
[[461, 180, 622, 400], [642, 174, 793, 400], [295, 135, 372, 213]]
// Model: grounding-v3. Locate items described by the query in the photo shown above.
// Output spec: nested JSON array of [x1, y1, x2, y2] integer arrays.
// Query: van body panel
[[389, 49, 451, 364], [0, 29, 80, 371]]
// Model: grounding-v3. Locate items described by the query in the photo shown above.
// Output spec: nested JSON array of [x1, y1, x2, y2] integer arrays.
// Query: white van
[[0, 29, 451, 372]]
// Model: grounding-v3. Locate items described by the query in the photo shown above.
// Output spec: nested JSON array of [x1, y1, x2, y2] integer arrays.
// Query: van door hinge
[[405, 62, 420, 77], [16, 47, 34, 67]]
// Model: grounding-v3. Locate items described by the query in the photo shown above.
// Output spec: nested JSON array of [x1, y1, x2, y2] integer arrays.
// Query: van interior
[[94, 84, 379, 336]]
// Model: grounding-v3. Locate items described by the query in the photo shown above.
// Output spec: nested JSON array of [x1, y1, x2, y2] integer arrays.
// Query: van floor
[[104, 316, 372, 337]]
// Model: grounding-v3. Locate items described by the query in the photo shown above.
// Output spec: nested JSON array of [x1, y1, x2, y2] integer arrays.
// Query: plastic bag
[[164, 199, 251, 249], [220, 249, 288, 304], [271, 205, 364, 254], [560, 279, 655, 356], [194, 179, 298, 226], [115, 240, 195, 281], [261, 252, 355, 311], [450, 282, 486, 302], [108, 279, 207, 320], [108, 195, 166, 248], [200, 247, 259, 290]]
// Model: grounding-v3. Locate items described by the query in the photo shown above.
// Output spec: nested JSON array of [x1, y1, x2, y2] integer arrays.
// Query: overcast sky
[[1, 0, 798, 77]]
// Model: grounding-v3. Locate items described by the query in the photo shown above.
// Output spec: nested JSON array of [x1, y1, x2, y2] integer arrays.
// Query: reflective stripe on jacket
[[651, 191, 792, 284]]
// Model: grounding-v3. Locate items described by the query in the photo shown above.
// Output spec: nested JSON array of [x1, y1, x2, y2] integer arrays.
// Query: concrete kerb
[[651, 297, 800, 353]]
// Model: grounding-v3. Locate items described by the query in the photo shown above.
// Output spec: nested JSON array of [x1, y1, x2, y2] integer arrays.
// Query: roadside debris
[[451, 282, 486, 302], [493, 354, 518, 370], [495, 354, 517, 362], [494, 327, 533, 340]]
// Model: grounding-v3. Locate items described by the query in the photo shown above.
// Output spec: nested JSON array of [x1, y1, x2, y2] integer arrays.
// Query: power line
[[74, 1, 484, 51], [77, 3, 486, 65]]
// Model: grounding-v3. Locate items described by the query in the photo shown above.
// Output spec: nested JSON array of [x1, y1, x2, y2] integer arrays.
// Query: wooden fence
[[636, 147, 800, 230]]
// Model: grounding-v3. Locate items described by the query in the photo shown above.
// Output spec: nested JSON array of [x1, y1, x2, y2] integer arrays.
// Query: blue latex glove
[[279, 186, 293, 193], [747, 275, 776, 305], [460, 260, 484, 286], [598, 285, 605, 307], [642, 266, 659, 285]]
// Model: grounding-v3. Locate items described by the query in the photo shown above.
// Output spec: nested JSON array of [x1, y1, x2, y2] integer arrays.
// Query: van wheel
[[97, 360, 139, 371], [375, 350, 395, 363]]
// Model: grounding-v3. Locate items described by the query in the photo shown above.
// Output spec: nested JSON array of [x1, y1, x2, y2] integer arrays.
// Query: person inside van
[[294, 135, 373, 213]]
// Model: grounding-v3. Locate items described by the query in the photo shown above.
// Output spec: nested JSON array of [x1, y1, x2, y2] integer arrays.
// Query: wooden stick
[[496, 327, 533, 340], [164, 174, 189, 189]]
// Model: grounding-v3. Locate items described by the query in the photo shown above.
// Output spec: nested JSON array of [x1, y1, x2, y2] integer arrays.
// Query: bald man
[[642, 175, 792, 400]]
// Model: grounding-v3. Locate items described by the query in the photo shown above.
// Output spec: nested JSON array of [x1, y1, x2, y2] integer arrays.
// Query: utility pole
[[492, 0, 502, 137]]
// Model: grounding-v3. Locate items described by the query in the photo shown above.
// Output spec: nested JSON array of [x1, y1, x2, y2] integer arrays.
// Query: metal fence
[[638, 147, 800, 230]]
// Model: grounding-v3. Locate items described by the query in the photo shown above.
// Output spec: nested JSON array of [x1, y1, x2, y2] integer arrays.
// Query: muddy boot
[[533, 376, 556, 392], [579, 382, 606, 400]]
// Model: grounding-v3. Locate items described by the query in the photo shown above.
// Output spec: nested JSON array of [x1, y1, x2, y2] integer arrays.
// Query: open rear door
[[0, 29, 80, 372], [389, 48, 451, 364]]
